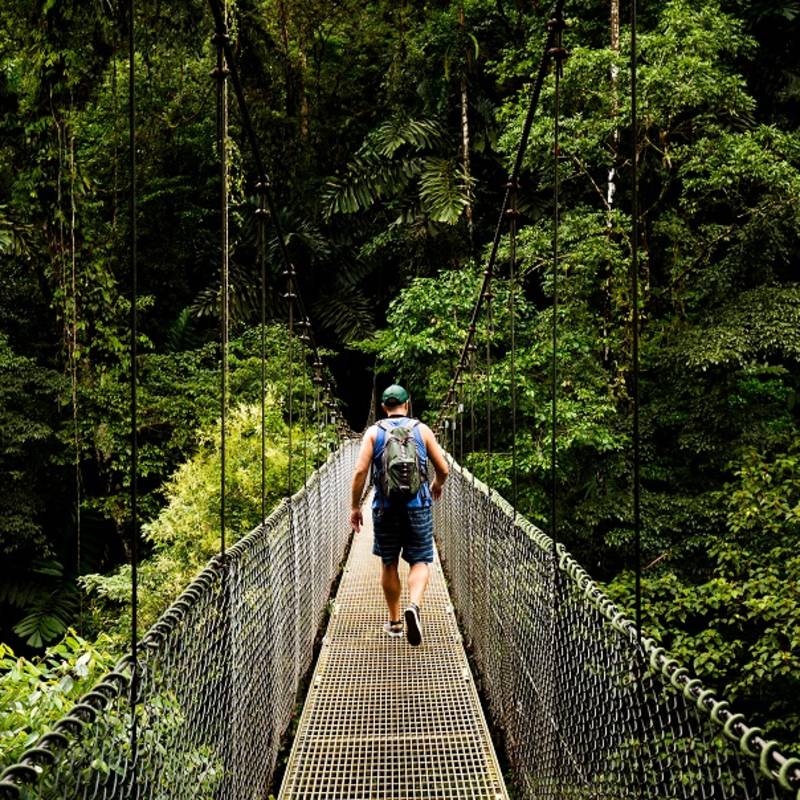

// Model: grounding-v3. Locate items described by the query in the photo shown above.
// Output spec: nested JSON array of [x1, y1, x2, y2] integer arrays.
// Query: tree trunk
[[604, 0, 621, 364], [277, 0, 295, 119], [298, 48, 310, 142], [459, 2, 474, 243], [608, 0, 620, 214]]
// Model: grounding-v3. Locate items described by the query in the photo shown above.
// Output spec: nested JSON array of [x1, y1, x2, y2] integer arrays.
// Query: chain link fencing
[[0, 440, 358, 800], [434, 458, 800, 800]]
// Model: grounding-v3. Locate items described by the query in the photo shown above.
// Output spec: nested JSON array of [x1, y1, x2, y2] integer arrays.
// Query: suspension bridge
[[1, 0, 799, 798], [2, 444, 799, 798]]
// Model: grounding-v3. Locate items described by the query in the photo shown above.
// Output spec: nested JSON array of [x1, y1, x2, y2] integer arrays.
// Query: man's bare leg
[[381, 560, 401, 621], [404, 562, 429, 646], [408, 562, 430, 608]]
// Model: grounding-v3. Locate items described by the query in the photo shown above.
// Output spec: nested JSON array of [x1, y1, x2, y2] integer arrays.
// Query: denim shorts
[[372, 505, 434, 565]]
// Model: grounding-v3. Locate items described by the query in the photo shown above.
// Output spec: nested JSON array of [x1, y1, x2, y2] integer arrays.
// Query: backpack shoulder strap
[[410, 421, 428, 479], [374, 422, 388, 450]]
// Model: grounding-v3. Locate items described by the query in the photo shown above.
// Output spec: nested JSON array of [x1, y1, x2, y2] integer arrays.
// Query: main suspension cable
[[436, 0, 567, 432], [206, 0, 345, 436]]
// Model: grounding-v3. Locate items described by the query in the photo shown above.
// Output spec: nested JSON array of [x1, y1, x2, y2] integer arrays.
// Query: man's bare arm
[[420, 424, 449, 500], [349, 428, 376, 531]]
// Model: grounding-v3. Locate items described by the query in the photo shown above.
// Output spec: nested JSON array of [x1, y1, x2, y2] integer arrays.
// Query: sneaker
[[383, 620, 403, 638], [404, 603, 422, 647]]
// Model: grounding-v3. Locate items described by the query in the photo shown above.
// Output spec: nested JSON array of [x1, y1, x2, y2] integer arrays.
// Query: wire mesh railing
[[434, 457, 800, 800], [0, 439, 359, 800]]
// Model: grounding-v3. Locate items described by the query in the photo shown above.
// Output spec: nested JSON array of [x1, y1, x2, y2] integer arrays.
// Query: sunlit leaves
[[0, 633, 117, 764]]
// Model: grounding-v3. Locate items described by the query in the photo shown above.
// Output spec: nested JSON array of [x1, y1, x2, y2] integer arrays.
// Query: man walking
[[350, 384, 449, 646]]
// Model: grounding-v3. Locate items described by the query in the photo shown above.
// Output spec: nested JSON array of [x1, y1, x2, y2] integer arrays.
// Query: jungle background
[[1, 0, 798, 765]]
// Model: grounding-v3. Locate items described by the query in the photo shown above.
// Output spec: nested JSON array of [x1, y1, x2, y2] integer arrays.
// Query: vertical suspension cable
[[507, 179, 519, 514], [286, 283, 299, 693], [213, 8, 233, 787], [453, 403, 457, 458], [314, 361, 323, 467], [326, 391, 333, 450], [127, 0, 139, 791], [285, 268, 296, 495], [631, 0, 645, 793], [469, 343, 476, 457], [214, 3, 230, 559], [548, 11, 567, 782], [301, 319, 310, 486], [631, 0, 642, 658], [67, 100, 84, 634], [549, 13, 566, 553], [458, 379, 464, 464], [450, 395, 457, 458], [485, 280, 493, 492], [257, 182, 268, 523]]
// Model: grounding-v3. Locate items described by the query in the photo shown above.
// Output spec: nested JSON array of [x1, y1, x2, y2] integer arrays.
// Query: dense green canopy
[[0, 0, 797, 764]]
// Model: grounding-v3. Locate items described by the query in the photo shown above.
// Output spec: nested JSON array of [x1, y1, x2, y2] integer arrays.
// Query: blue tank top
[[372, 417, 431, 509]]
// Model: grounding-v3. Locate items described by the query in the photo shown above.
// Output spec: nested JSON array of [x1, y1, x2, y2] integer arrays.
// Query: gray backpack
[[376, 420, 425, 502]]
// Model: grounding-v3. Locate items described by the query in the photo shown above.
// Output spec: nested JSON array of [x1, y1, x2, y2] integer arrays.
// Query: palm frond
[[189, 264, 261, 324], [322, 155, 412, 218], [268, 212, 332, 262], [165, 307, 204, 352], [13, 592, 78, 649], [1, 560, 80, 648], [322, 115, 445, 220], [313, 283, 375, 344], [418, 157, 473, 224], [0, 204, 33, 257], [370, 117, 446, 157]]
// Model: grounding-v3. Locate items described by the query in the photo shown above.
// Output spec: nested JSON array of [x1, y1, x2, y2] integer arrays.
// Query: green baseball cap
[[381, 384, 409, 406]]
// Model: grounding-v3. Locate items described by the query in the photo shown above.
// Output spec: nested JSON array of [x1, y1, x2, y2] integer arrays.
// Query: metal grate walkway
[[279, 497, 509, 800]]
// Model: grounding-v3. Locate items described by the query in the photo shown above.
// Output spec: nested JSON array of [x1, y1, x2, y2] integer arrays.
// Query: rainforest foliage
[[0, 0, 798, 762]]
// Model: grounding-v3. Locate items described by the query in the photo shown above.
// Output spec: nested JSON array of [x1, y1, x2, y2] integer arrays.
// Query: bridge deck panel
[[279, 499, 508, 800]]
